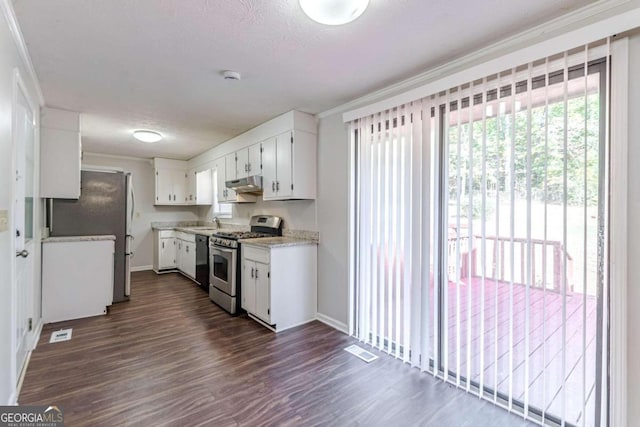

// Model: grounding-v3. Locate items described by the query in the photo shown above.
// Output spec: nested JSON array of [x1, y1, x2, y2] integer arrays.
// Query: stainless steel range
[[209, 215, 282, 314]]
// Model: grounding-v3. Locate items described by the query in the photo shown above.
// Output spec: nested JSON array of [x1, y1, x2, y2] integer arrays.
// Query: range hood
[[226, 175, 263, 193]]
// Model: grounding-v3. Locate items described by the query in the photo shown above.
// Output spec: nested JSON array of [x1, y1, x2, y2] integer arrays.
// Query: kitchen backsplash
[[151, 220, 319, 242]]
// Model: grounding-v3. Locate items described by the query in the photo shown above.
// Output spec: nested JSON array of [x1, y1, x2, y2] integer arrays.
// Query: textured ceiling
[[13, 0, 593, 160]]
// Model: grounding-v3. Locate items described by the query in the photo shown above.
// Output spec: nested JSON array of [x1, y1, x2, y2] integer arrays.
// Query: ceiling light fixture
[[299, 0, 369, 26], [222, 70, 241, 81], [133, 130, 163, 143]]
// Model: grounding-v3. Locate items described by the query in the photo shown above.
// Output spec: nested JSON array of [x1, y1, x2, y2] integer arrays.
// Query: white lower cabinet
[[154, 230, 196, 279], [241, 244, 317, 332], [159, 237, 177, 270], [176, 232, 196, 279]]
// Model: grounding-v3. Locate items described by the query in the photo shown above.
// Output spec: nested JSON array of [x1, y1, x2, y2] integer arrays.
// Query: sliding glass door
[[351, 46, 609, 427], [441, 59, 606, 426]]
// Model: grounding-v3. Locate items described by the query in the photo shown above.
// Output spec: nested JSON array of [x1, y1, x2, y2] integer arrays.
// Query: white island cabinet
[[241, 242, 317, 332], [42, 236, 115, 323]]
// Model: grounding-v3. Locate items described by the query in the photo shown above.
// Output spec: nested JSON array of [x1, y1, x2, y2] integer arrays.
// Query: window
[[212, 168, 232, 218]]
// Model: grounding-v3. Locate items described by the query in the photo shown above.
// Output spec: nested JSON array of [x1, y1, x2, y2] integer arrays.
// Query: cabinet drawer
[[243, 246, 270, 264], [158, 230, 176, 238], [177, 232, 196, 243]]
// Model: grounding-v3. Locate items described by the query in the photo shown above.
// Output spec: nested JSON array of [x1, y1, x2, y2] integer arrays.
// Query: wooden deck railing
[[448, 234, 574, 293]]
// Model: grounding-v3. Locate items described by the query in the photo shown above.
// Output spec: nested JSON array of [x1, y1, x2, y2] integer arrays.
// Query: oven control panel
[[210, 237, 238, 249]]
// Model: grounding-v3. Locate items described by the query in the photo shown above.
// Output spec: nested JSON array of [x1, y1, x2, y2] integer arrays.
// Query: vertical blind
[[351, 41, 610, 427]]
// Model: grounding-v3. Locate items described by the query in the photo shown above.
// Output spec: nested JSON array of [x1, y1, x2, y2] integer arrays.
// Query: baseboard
[[14, 349, 33, 404], [7, 390, 17, 406], [316, 313, 349, 335], [131, 265, 153, 272]]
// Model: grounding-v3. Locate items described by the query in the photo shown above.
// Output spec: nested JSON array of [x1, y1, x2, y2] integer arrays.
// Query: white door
[[13, 72, 36, 383], [155, 168, 173, 204]]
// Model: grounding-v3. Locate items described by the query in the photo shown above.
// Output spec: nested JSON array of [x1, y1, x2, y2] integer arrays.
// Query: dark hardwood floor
[[20, 271, 534, 426]]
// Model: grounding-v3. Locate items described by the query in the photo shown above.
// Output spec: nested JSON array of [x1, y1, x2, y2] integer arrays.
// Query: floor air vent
[[344, 344, 378, 363], [49, 329, 73, 343]]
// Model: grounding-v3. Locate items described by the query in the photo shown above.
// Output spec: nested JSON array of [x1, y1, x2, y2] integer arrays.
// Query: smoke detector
[[222, 70, 241, 81]]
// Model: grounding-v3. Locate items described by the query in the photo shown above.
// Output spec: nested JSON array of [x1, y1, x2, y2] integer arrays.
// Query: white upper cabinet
[[248, 143, 262, 176], [234, 143, 262, 179], [216, 157, 256, 204], [225, 153, 237, 182], [40, 107, 82, 199], [235, 149, 249, 179], [262, 130, 316, 201], [154, 158, 188, 205], [195, 169, 213, 205]]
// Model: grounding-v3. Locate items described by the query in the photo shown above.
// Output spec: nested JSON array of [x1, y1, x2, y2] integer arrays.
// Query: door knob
[[16, 249, 29, 258]]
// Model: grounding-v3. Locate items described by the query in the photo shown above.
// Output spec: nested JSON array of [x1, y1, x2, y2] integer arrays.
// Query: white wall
[[198, 198, 317, 231], [0, 1, 43, 404], [316, 114, 349, 325], [82, 153, 199, 269]]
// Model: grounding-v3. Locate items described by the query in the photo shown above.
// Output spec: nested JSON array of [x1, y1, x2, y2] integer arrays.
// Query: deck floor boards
[[439, 277, 598, 426]]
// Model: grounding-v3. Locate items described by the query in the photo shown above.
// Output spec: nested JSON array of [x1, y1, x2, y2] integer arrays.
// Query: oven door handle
[[212, 246, 235, 254]]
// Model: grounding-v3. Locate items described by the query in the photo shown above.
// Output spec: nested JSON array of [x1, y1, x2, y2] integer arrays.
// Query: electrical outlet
[[0, 210, 8, 232]]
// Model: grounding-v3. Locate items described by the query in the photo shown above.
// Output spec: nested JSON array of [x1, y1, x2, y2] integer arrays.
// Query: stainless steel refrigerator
[[48, 169, 134, 303]]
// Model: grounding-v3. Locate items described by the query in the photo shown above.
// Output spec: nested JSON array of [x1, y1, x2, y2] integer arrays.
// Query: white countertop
[[239, 236, 318, 248], [42, 235, 116, 243]]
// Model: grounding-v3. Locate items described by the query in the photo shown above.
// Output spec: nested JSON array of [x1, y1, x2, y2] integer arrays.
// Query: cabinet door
[[236, 149, 249, 179], [248, 144, 262, 175], [261, 137, 277, 199], [176, 239, 183, 271], [184, 242, 196, 278], [155, 169, 174, 204], [275, 131, 293, 198], [242, 260, 256, 313], [40, 127, 81, 199], [254, 261, 270, 323], [172, 169, 187, 204], [159, 238, 176, 269], [225, 153, 237, 181], [196, 169, 213, 205], [186, 169, 196, 204]]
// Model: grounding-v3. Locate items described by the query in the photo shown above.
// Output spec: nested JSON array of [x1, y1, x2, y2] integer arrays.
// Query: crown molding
[[83, 151, 153, 163], [1, 0, 45, 106], [317, 0, 631, 120]]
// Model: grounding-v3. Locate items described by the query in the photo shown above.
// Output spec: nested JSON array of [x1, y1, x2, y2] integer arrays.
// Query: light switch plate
[[0, 210, 8, 232]]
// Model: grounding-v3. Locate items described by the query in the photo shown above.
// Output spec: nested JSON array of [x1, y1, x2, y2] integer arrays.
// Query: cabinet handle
[[162, 241, 164, 249], [276, 181, 280, 191], [173, 195, 176, 201], [169, 193, 171, 200], [186, 245, 189, 253], [245, 163, 248, 172], [255, 269, 258, 279], [272, 181, 275, 192], [248, 163, 251, 172], [251, 267, 254, 278]]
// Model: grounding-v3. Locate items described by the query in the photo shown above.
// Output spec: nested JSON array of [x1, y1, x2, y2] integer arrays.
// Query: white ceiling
[[13, 0, 594, 160]]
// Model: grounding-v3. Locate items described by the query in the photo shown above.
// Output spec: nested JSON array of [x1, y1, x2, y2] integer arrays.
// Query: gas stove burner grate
[[213, 231, 273, 240]]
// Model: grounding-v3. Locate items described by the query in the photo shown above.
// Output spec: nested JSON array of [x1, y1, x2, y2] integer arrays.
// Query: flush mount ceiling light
[[133, 130, 163, 143], [299, 0, 369, 26]]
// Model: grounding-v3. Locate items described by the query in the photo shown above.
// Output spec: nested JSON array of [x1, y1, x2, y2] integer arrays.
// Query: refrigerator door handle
[[48, 198, 53, 234]]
